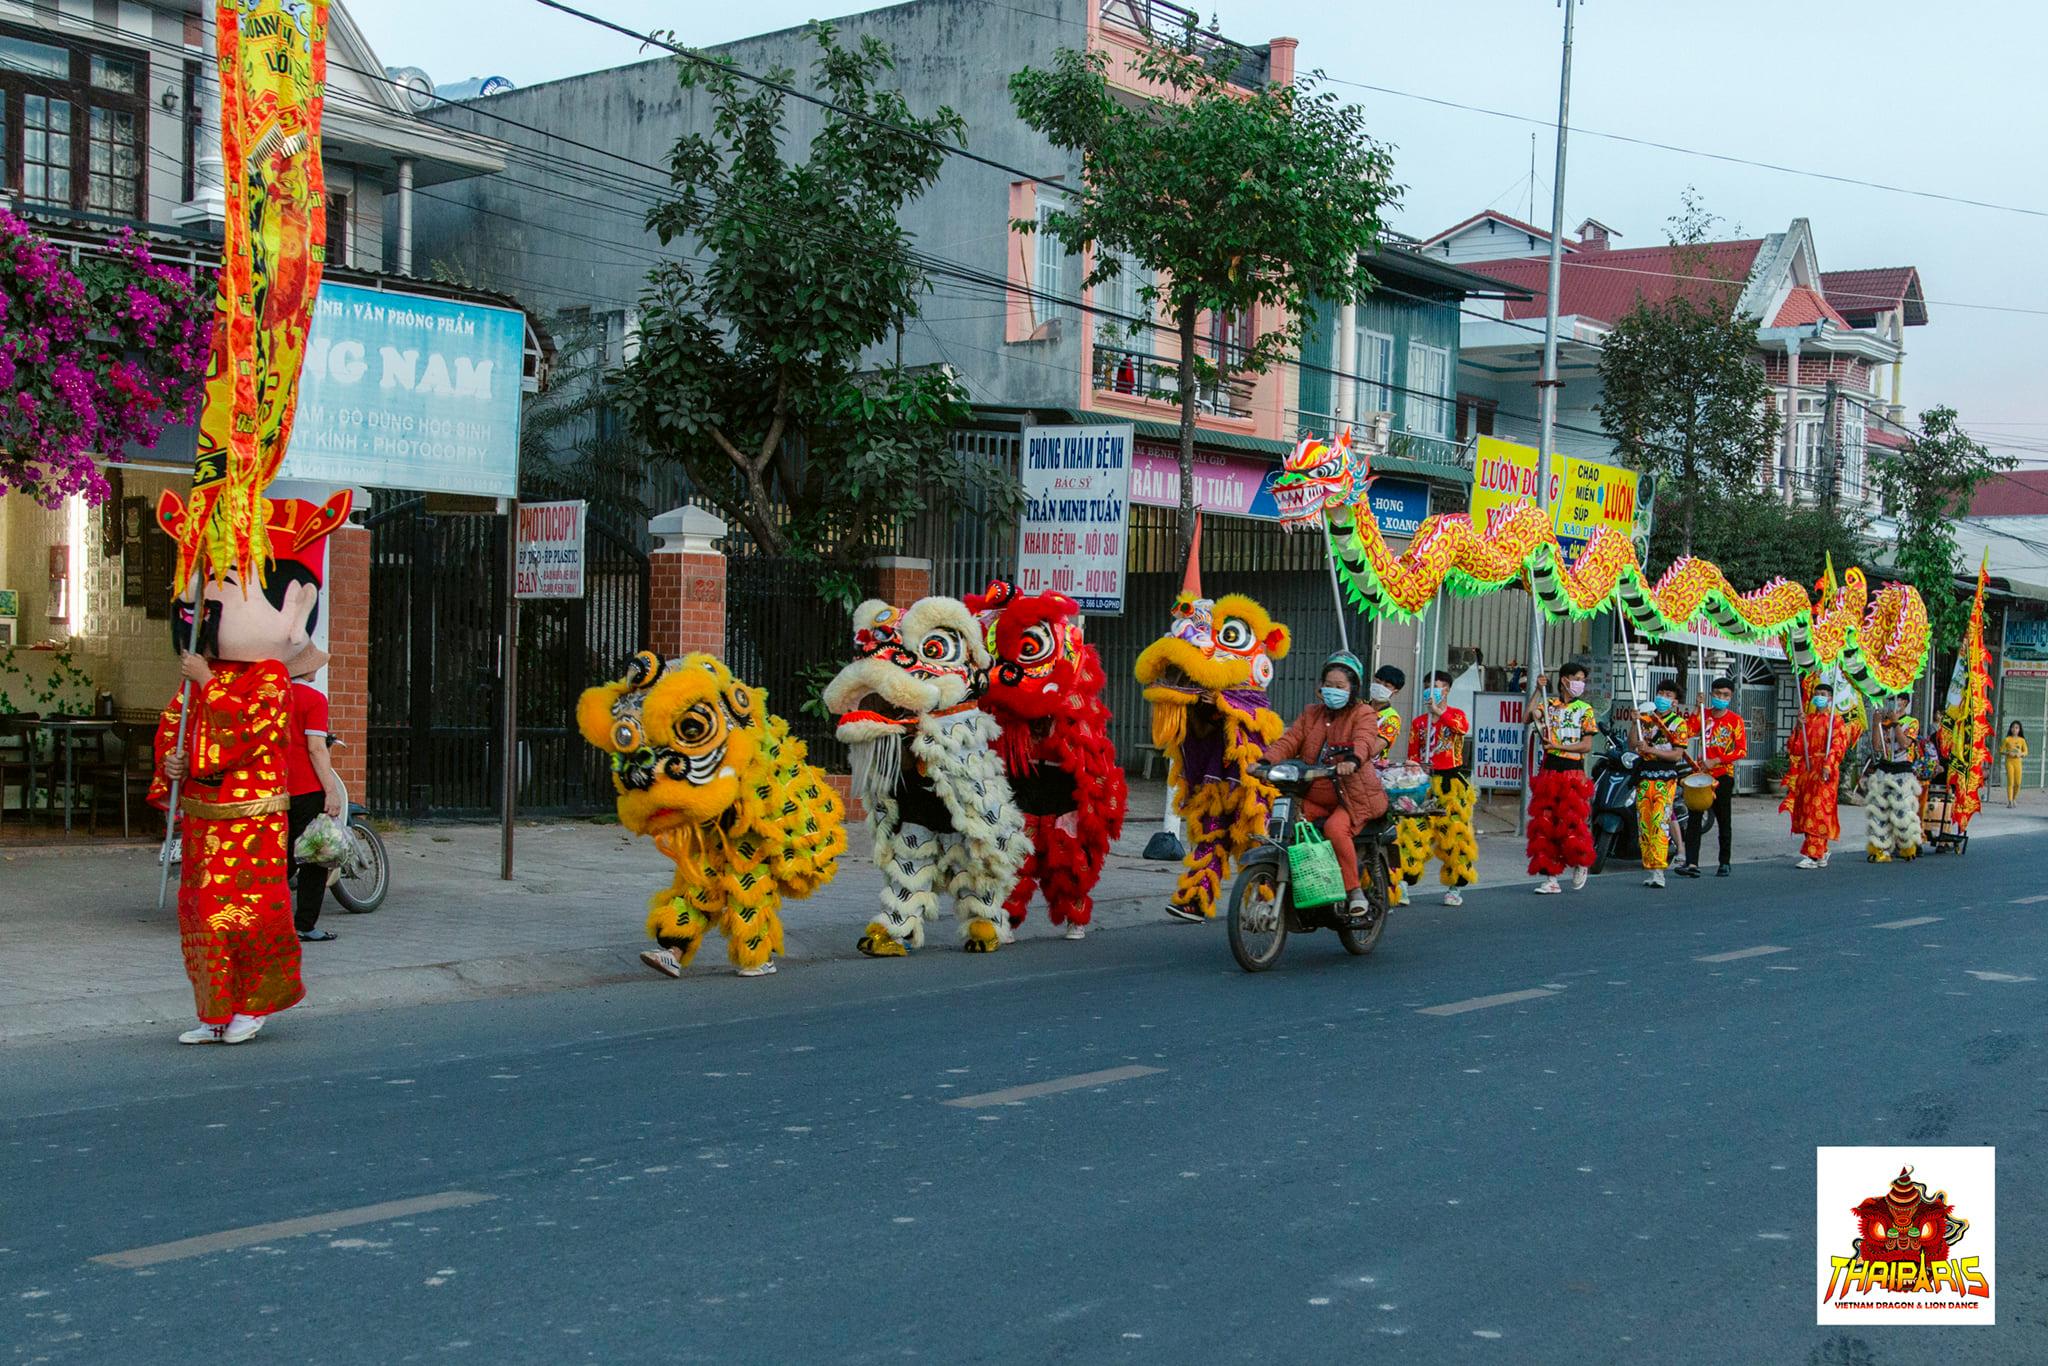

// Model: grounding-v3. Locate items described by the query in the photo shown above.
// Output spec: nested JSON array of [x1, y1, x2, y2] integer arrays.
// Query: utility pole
[[1820, 379, 1839, 518], [1521, 0, 1575, 832]]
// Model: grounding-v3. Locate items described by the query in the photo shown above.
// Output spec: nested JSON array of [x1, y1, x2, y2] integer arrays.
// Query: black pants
[[286, 792, 328, 933], [1682, 775, 1735, 868]]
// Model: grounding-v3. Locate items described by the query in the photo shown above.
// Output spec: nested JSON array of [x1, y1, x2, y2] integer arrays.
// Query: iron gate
[[724, 556, 876, 773], [366, 499, 648, 818]]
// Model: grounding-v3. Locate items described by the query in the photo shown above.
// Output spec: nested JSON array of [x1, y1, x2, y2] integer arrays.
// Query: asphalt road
[[4, 838, 2044, 1365]]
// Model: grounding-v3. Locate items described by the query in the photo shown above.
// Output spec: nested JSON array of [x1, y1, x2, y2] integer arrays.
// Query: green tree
[[1871, 405, 2015, 651], [1597, 194, 1778, 557], [518, 312, 650, 533], [1011, 26, 1397, 564], [615, 23, 1006, 559]]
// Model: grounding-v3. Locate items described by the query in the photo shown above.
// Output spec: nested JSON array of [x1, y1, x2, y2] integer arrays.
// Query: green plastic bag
[[1286, 821, 1345, 908]]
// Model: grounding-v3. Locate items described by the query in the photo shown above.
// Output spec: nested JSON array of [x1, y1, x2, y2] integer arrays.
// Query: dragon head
[[964, 580, 1090, 722], [822, 597, 990, 745], [577, 652, 766, 838], [1273, 428, 1370, 531]]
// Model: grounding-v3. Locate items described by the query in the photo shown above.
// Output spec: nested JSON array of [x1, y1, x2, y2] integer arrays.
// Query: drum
[[1681, 772, 1718, 813]]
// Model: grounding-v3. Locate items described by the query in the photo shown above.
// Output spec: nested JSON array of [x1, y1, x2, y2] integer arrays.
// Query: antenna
[[1529, 133, 1536, 226]]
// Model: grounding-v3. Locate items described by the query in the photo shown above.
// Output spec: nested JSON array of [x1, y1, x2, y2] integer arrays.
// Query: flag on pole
[[164, 1, 331, 590], [1946, 553, 1994, 829]]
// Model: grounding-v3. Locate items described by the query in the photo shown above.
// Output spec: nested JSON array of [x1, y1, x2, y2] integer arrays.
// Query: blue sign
[[277, 283, 525, 497], [1367, 477, 1430, 537]]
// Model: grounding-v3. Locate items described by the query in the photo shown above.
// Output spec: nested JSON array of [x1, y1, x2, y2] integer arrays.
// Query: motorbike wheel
[[332, 815, 390, 914], [1338, 842, 1389, 957], [1226, 860, 1289, 973], [1590, 827, 1616, 877]]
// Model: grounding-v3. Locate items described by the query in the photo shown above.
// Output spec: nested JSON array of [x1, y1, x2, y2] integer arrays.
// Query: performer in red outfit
[[1782, 674, 1860, 869], [1526, 660, 1597, 894], [152, 492, 349, 1045]]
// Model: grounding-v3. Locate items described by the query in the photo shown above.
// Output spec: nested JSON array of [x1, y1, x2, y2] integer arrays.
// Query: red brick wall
[[874, 559, 931, 610], [1763, 354, 1871, 388], [324, 524, 369, 797], [649, 550, 726, 661]]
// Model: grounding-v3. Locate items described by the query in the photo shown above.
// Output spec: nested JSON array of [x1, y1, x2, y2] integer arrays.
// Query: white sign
[[1816, 1146, 1995, 1326], [1471, 691, 1527, 790], [1017, 423, 1133, 614], [515, 500, 586, 599]]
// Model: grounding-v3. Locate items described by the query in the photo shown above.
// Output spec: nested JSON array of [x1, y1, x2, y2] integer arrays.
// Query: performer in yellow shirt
[[2004, 722, 2029, 806]]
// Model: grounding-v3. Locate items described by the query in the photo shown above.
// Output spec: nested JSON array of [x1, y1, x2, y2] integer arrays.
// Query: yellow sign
[[1468, 435, 1638, 551]]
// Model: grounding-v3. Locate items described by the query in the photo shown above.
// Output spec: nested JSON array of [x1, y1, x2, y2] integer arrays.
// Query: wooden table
[[37, 716, 114, 834]]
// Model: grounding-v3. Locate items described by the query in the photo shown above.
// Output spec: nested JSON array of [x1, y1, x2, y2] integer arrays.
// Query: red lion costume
[[966, 581, 1127, 936]]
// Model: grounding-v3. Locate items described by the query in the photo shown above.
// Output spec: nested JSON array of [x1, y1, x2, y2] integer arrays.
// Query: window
[[1839, 406, 1867, 502], [1098, 251, 1152, 345], [1406, 341, 1451, 439], [0, 26, 149, 218], [1210, 306, 1252, 371], [1792, 394, 1824, 495], [180, 61, 200, 201], [326, 192, 350, 269], [1354, 327, 1394, 420], [1034, 196, 1068, 325]]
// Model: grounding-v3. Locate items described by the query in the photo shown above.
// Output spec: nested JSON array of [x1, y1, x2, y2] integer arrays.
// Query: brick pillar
[[324, 523, 370, 798], [647, 507, 728, 660], [872, 555, 932, 609]]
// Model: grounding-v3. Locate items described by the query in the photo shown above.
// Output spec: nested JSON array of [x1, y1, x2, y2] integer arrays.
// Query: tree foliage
[[615, 23, 1009, 559], [1648, 485, 1867, 596], [517, 313, 649, 533], [1011, 26, 1397, 564], [1597, 194, 1778, 557], [1870, 405, 2015, 651]]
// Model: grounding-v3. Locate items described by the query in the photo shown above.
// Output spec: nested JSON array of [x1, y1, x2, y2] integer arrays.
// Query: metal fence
[[365, 498, 648, 818], [723, 556, 878, 774]]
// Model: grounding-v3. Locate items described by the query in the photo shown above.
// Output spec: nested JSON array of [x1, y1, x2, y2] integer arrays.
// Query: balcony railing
[[1098, 0, 1270, 87], [1288, 408, 1475, 472], [1093, 341, 1252, 419]]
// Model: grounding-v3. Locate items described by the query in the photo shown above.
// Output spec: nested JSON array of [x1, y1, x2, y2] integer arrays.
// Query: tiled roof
[[1821, 267, 1927, 326], [1419, 210, 1578, 251], [1969, 469, 2048, 517], [1866, 425, 1910, 450], [1773, 285, 1853, 328], [1472, 240, 1764, 324]]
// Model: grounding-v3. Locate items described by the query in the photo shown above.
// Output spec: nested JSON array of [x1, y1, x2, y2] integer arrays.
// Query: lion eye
[[674, 704, 718, 748], [612, 720, 642, 751], [921, 631, 965, 666], [726, 685, 753, 720], [1216, 619, 1254, 651], [1018, 625, 1055, 665]]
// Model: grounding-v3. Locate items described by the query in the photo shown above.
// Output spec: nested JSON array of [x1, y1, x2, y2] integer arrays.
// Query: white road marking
[[1965, 970, 2038, 983], [92, 1191, 495, 1269], [1872, 916, 1942, 929], [2013, 894, 2048, 905], [1417, 988, 1557, 1017], [1695, 945, 1789, 963], [942, 1064, 1164, 1108]]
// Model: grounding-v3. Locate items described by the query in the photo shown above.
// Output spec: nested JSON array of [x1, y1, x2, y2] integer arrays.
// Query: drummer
[[1632, 679, 1692, 890], [1680, 677, 1745, 878]]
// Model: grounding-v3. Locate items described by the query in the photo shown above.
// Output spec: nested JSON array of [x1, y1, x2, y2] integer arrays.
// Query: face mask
[[1565, 679, 1586, 697], [1320, 686, 1351, 709], [1369, 682, 1393, 704], [1423, 688, 1444, 705], [1709, 696, 1731, 712], [1813, 695, 1832, 712], [1653, 696, 1675, 714]]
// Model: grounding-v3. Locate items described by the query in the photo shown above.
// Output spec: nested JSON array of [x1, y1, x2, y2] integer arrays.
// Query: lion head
[[822, 597, 990, 745], [577, 651, 766, 838], [964, 580, 1093, 724]]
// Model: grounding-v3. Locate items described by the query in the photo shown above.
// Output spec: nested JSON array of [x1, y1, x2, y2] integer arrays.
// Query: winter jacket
[[1264, 702, 1391, 824]]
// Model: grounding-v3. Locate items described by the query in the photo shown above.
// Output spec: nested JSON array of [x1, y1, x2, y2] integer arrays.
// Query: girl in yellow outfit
[[1401, 671, 1476, 906], [2004, 722, 2029, 806], [1632, 680, 1692, 889]]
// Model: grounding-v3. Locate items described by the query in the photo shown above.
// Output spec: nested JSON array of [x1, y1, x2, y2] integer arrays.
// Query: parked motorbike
[[1588, 721, 1643, 875], [323, 736, 389, 914], [1224, 760, 1397, 972]]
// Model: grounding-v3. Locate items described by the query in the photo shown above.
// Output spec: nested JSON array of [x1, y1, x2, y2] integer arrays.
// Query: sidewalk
[[4, 788, 2043, 1044]]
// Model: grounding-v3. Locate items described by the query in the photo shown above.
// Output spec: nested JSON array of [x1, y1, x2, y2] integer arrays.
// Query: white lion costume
[[823, 597, 1030, 956]]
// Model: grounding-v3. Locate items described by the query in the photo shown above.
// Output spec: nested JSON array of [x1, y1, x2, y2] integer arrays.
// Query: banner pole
[[501, 498, 519, 881]]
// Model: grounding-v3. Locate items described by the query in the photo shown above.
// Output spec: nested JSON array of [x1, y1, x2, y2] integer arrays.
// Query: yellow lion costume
[[577, 651, 846, 978]]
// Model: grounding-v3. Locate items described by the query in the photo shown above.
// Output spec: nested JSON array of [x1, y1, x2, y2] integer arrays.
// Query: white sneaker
[[734, 960, 778, 978], [221, 1014, 263, 1045], [1817, 854, 1830, 868], [1644, 870, 1665, 888], [1795, 857, 1819, 870], [178, 1023, 224, 1045], [1064, 923, 1088, 941], [1534, 878, 1561, 895], [1443, 890, 1463, 907], [640, 948, 684, 978], [1570, 865, 1589, 891]]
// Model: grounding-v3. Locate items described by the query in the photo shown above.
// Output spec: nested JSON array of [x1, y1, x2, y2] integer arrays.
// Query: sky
[[345, 0, 2048, 466]]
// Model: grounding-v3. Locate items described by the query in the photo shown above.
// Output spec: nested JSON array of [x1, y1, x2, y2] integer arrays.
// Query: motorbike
[[323, 736, 390, 914], [1225, 760, 1398, 972], [1588, 721, 1643, 875]]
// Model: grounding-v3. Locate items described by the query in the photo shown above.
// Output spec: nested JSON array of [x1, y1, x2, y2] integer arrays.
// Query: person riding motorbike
[[1262, 651, 1391, 920]]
